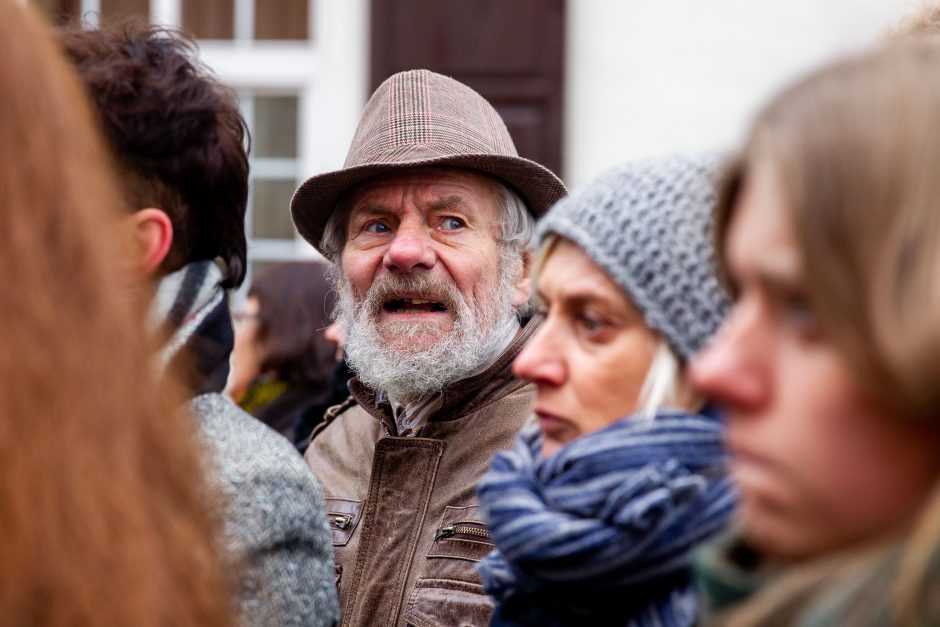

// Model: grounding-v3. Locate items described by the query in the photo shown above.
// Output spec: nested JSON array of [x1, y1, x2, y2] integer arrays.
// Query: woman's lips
[[535, 409, 574, 439], [725, 443, 789, 501]]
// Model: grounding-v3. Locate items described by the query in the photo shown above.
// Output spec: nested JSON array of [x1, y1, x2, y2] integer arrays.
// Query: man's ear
[[125, 208, 173, 278], [511, 248, 535, 308]]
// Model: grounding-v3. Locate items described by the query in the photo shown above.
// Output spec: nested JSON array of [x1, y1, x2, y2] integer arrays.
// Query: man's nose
[[687, 300, 768, 412], [383, 226, 436, 273]]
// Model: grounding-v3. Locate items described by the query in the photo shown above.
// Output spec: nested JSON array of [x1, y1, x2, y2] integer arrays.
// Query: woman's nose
[[513, 322, 566, 387], [688, 301, 768, 411]]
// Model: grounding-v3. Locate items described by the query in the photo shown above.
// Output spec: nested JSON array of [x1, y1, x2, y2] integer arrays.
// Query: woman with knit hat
[[476, 154, 737, 626]]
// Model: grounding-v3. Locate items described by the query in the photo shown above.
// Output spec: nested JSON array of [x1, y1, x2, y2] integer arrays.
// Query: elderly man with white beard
[[289, 69, 566, 627]]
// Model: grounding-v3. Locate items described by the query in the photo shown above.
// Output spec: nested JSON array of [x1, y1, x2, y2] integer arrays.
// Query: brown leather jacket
[[305, 321, 537, 626]]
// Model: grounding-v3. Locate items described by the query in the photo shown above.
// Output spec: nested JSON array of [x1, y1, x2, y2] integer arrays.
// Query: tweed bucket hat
[[536, 154, 731, 361], [291, 69, 567, 252]]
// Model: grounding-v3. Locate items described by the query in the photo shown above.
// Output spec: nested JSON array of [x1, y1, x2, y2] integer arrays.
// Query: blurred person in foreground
[[0, 2, 232, 625], [227, 261, 345, 450], [56, 22, 338, 626], [476, 155, 737, 626], [689, 39, 940, 625], [290, 69, 566, 625], [889, 1, 940, 38]]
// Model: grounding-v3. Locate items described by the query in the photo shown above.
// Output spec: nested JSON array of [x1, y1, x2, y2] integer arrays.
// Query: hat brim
[[290, 153, 567, 255]]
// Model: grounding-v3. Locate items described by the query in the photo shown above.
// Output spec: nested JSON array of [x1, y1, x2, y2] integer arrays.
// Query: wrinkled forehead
[[344, 166, 504, 215]]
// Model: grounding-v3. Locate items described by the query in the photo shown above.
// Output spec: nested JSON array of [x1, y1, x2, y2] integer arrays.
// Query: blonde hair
[[636, 341, 703, 418], [716, 39, 940, 420], [0, 3, 232, 625]]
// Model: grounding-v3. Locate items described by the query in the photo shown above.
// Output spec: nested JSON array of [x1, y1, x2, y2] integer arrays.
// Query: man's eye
[[365, 222, 390, 234], [441, 217, 465, 231]]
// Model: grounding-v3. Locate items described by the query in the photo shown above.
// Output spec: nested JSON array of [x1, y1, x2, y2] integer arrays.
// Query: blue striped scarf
[[477, 410, 737, 626]]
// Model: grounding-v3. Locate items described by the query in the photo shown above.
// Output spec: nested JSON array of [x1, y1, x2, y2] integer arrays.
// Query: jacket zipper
[[329, 513, 353, 530], [434, 524, 491, 541]]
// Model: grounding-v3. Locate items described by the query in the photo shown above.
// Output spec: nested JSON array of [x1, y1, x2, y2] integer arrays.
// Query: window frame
[[75, 0, 369, 291]]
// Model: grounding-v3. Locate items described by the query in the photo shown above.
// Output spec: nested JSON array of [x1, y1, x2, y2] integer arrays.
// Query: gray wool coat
[[192, 393, 339, 626]]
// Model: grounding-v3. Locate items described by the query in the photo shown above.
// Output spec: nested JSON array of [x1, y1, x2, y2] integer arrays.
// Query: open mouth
[[382, 298, 448, 314]]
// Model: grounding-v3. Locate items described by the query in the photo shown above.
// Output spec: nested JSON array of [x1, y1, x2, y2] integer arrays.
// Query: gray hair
[[494, 183, 535, 253], [318, 176, 535, 263]]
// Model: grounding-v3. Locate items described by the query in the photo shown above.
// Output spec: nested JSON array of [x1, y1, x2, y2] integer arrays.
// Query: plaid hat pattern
[[291, 69, 566, 253]]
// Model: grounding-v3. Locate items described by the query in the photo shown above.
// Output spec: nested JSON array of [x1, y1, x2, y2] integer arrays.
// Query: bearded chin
[[376, 319, 451, 346], [336, 270, 518, 405]]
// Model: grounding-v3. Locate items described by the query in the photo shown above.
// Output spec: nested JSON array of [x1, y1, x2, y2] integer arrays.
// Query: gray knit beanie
[[536, 154, 730, 361]]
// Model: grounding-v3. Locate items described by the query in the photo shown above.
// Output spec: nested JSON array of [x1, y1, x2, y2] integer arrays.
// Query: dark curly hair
[[56, 21, 249, 287]]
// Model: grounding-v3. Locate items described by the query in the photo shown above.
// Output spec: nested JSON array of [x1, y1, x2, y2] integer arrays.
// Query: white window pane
[[251, 178, 298, 239], [254, 95, 299, 158]]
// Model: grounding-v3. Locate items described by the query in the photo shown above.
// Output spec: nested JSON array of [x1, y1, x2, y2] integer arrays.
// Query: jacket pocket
[[427, 505, 494, 562], [403, 578, 494, 627], [324, 497, 363, 546]]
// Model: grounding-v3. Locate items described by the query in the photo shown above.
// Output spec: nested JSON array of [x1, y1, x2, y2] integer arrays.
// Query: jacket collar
[[349, 315, 541, 433]]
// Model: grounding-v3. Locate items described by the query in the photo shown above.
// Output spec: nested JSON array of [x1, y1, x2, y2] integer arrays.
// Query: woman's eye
[[365, 221, 391, 234], [576, 312, 615, 344], [441, 217, 466, 231], [781, 293, 820, 339], [579, 313, 605, 335]]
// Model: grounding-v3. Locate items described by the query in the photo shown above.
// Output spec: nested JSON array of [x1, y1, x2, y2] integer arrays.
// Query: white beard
[[335, 257, 520, 405]]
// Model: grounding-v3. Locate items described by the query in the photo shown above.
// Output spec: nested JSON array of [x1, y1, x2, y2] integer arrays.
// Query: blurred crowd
[[2, 0, 939, 625]]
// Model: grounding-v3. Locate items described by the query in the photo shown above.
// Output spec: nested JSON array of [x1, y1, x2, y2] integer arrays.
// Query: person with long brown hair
[[689, 38, 940, 624], [0, 1, 232, 625]]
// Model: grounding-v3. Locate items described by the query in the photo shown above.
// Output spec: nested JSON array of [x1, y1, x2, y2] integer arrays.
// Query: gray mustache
[[364, 273, 463, 316]]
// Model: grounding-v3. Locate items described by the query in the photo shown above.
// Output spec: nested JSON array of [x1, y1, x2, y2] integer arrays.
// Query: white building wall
[[308, 0, 370, 191], [564, 0, 919, 189], [193, 1, 923, 205]]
